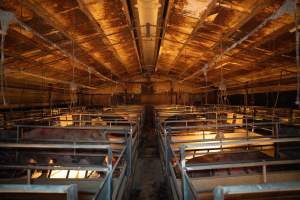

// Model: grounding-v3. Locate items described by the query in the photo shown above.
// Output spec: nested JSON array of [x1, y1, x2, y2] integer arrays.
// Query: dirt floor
[[129, 105, 169, 200]]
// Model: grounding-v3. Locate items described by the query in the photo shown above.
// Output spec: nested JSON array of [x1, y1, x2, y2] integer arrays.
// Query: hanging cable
[[0, 10, 15, 105], [218, 34, 227, 105], [295, 1, 300, 106], [88, 67, 91, 106], [273, 71, 283, 110], [1, 30, 6, 105], [69, 13, 77, 108], [70, 38, 77, 108], [202, 65, 208, 104]]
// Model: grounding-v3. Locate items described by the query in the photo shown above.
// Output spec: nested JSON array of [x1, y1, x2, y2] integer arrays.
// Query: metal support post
[[27, 169, 31, 184], [262, 161, 267, 183], [107, 147, 113, 200], [164, 127, 171, 175], [126, 128, 132, 176], [274, 122, 280, 159], [180, 145, 189, 200]]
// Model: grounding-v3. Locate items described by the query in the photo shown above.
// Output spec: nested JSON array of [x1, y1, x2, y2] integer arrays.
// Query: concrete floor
[[129, 105, 168, 200]]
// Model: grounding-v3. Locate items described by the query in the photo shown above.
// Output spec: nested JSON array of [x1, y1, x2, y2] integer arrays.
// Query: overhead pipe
[[133, 0, 162, 74], [120, 0, 143, 73], [154, 0, 173, 72]]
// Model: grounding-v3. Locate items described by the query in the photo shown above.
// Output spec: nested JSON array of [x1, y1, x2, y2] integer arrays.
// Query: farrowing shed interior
[[0, 0, 300, 200]]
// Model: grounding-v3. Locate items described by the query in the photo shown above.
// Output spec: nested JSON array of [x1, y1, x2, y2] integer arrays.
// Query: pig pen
[[155, 105, 300, 200], [0, 107, 144, 200]]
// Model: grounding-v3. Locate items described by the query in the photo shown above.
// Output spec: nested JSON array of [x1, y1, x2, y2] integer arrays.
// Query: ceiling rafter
[[4, 50, 99, 87], [164, 0, 218, 74], [178, 0, 275, 79], [179, 0, 296, 83], [18, 0, 123, 79], [1, 8, 118, 84], [76, 0, 132, 75], [6, 68, 96, 90]]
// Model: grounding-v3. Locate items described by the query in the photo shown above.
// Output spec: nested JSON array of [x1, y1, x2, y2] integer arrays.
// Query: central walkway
[[129, 105, 168, 200]]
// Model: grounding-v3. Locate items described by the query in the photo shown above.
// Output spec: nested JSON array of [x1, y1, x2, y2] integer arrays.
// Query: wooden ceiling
[[0, 0, 299, 95]]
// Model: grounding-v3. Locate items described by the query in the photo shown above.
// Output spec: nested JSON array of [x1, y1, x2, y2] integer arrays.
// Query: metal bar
[[180, 145, 189, 200], [0, 142, 111, 150], [213, 181, 300, 200], [112, 163, 127, 200], [164, 117, 253, 123], [0, 184, 78, 200], [181, 137, 300, 149], [262, 164, 267, 183], [126, 128, 132, 176], [0, 164, 108, 172], [186, 159, 300, 171], [164, 128, 170, 175], [27, 169, 31, 184], [16, 124, 131, 131], [168, 122, 276, 131], [7, 138, 125, 144], [50, 120, 134, 124], [168, 162, 181, 199], [183, 171, 198, 200], [171, 135, 274, 144], [107, 147, 113, 200]]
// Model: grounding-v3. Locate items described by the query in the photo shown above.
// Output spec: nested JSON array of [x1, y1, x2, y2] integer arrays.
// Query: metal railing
[[0, 107, 144, 200], [155, 105, 300, 200]]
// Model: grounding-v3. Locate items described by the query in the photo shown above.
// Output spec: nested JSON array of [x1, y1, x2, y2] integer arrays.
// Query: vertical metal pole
[[67, 184, 78, 200], [107, 147, 113, 200], [27, 169, 31, 184], [79, 114, 82, 127], [137, 121, 140, 145], [164, 127, 171, 175], [16, 125, 20, 161], [16, 125, 19, 143], [180, 145, 189, 200], [215, 111, 218, 138], [262, 163, 267, 183], [126, 128, 132, 176], [295, 0, 300, 107], [164, 128, 168, 175], [274, 122, 280, 159], [246, 115, 248, 138]]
